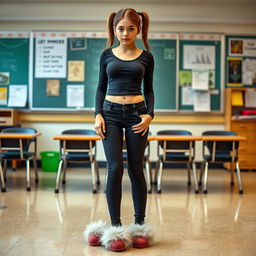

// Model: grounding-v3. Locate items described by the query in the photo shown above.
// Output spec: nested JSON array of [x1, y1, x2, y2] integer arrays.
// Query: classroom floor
[[0, 167, 256, 256]]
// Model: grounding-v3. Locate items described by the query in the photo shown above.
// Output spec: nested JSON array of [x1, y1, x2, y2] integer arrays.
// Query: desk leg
[[236, 161, 243, 194], [203, 162, 209, 194]]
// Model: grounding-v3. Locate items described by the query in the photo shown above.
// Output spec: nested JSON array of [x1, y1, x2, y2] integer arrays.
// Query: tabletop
[[0, 133, 42, 139], [154, 135, 202, 141], [202, 135, 247, 141], [53, 134, 101, 141]]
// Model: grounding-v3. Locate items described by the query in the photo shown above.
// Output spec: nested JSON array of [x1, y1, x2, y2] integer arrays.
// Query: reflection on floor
[[0, 168, 256, 256]]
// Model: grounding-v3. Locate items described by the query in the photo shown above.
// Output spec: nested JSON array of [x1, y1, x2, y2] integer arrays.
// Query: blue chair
[[122, 131, 152, 193], [54, 129, 99, 194], [200, 130, 243, 194], [155, 130, 199, 194], [0, 128, 38, 191]]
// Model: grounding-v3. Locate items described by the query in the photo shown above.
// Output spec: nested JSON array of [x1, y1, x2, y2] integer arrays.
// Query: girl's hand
[[132, 114, 152, 136], [94, 114, 106, 139]]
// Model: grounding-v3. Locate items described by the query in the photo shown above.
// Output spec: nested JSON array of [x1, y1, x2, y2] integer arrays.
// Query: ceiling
[[0, 0, 256, 4]]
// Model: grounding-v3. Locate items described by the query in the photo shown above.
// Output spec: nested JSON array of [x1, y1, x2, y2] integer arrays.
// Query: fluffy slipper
[[127, 223, 154, 248], [83, 220, 109, 246], [101, 226, 131, 252]]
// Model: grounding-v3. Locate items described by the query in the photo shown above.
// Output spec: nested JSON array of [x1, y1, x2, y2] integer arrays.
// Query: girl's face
[[115, 18, 140, 47]]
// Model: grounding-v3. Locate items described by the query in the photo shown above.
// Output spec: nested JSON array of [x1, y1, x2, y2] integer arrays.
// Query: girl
[[84, 8, 154, 252]]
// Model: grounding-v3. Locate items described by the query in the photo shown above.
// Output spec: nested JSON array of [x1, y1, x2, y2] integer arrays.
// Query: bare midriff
[[105, 95, 144, 104]]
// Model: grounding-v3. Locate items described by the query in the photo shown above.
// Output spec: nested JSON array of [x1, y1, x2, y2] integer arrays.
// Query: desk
[[0, 132, 41, 192], [0, 133, 42, 139], [154, 135, 201, 193], [201, 135, 246, 194], [53, 134, 100, 193], [53, 134, 101, 141], [202, 135, 247, 142], [154, 135, 202, 141]]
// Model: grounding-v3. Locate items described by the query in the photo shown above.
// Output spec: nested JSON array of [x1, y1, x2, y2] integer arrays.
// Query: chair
[[54, 129, 99, 194], [0, 128, 38, 191], [122, 131, 152, 193], [200, 130, 243, 194], [155, 130, 199, 194]]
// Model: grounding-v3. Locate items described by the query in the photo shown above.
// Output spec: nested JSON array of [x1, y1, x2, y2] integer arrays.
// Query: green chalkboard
[[179, 39, 222, 111], [149, 39, 177, 111], [31, 33, 177, 111], [0, 36, 29, 108]]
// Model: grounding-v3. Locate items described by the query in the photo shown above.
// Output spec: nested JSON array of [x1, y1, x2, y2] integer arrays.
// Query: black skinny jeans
[[102, 99, 148, 226]]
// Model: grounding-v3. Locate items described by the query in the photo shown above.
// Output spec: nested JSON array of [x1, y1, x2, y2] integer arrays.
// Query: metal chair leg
[[26, 159, 31, 191], [96, 161, 100, 185], [154, 159, 160, 185], [91, 160, 97, 194], [203, 161, 209, 194], [55, 160, 63, 193], [192, 162, 199, 193], [33, 158, 39, 183], [230, 162, 234, 186], [145, 158, 152, 194], [0, 163, 6, 192], [62, 160, 67, 184], [187, 162, 191, 186], [3, 159, 7, 181], [157, 160, 163, 194], [199, 161, 204, 186], [235, 161, 243, 194]]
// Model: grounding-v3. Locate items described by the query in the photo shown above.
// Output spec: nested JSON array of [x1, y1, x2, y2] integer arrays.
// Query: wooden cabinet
[[0, 109, 19, 126], [225, 88, 256, 170]]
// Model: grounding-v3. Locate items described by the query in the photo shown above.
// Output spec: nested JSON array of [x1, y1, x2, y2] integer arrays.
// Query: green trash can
[[40, 151, 60, 172]]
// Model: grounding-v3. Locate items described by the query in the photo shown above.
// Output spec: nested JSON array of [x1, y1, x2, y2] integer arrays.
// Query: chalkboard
[[0, 31, 225, 113], [0, 32, 30, 108], [178, 34, 223, 112], [31, 31, 177, 111]]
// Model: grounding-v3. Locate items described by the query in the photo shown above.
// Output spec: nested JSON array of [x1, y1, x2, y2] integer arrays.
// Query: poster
[[192, 70, 209, 90], [67, 85, 84, 107], [35, 37, 67, 78], [227, 58, 242, 85], [179, 70, 192, 86], [0, 87, 7, 105], [242, 59, 256, 85], [68, 61, 85, 82], [8, 85, 27, 107], [184, 45, 215, 70], [46, 79, 60, 96], [0, 72, 9, 85], [229, 38, 256, 56], [193, 91, 210, 112]]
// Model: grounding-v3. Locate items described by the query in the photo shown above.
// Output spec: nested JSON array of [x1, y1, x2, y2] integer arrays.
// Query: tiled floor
[[0, 167, 256, 256]]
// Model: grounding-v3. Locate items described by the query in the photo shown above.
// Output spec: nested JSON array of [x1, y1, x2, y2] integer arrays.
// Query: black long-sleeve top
[[94, 48, 154, 118]]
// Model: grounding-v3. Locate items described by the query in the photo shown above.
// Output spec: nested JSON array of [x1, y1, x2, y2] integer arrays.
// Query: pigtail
[[106, 12, 116, 49], [138, 12, 150, 51]]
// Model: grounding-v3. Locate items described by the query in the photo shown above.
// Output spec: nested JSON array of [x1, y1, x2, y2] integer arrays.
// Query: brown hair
[[106, 8, 150, 51]]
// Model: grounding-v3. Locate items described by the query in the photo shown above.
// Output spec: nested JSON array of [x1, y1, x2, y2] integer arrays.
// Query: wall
[[1, 1, 255, 161]]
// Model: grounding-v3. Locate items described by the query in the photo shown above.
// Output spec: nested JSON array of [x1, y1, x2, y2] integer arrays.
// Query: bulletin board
[[226, 35, 256, 87], [178, 33, 224, 112], [31, 31, 178, 111]]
